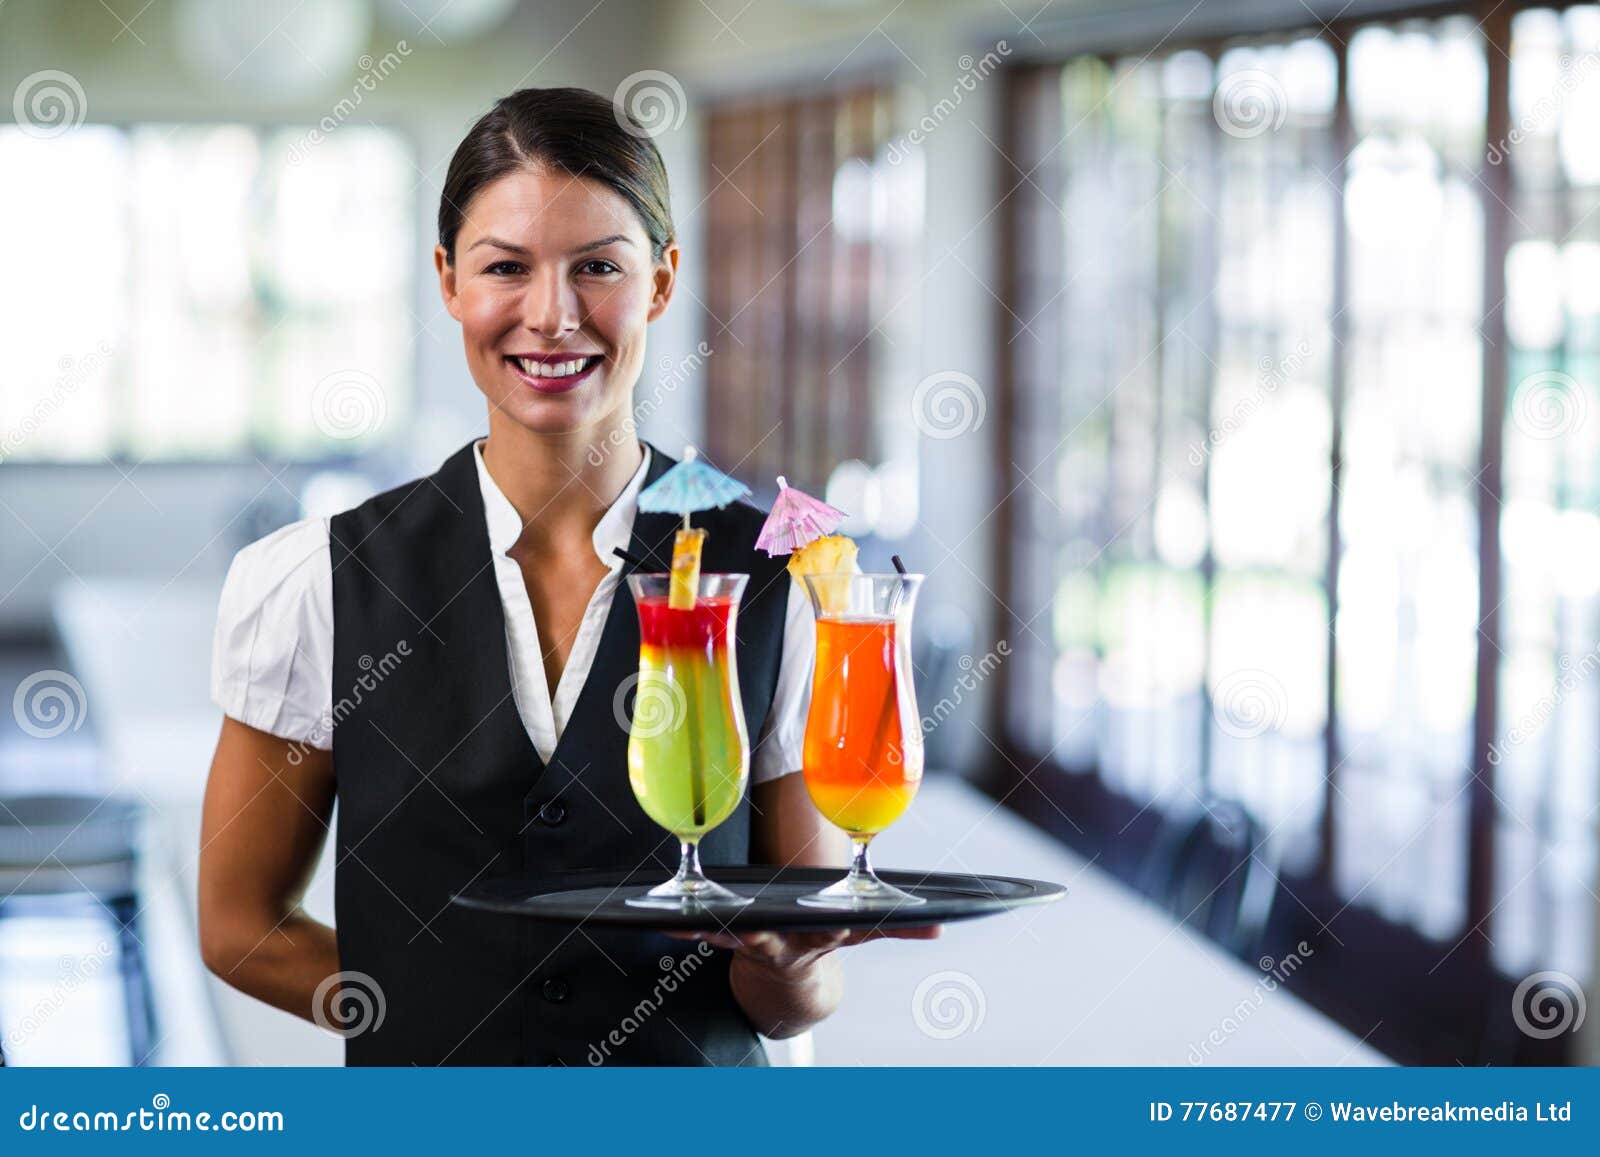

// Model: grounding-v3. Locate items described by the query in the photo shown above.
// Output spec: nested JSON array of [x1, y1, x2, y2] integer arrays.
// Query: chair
[[1138, 798, 1278, 962], [0, 795, 156, 1065]]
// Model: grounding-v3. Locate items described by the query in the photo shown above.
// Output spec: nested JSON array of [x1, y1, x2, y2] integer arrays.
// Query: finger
[[728, 930, 778, 954], [852, 924, 944, 943]]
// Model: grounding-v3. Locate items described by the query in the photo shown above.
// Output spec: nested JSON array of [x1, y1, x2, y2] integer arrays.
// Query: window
[[0, 124, 414, 463], [1495, 5, 1600, 985], [1000, 4, 1598, 1061], [699, 86, 921, 503]]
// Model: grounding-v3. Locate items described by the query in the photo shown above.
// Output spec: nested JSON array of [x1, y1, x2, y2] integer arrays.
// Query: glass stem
[[847, 835, 876, 884], [677, 839, 705, 885]]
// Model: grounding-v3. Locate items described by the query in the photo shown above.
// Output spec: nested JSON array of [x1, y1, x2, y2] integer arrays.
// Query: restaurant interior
[[0, 0, 1596, 1067]]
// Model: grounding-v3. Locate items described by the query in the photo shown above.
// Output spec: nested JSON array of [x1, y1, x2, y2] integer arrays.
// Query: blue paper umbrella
[[638, 446, 751, 519]]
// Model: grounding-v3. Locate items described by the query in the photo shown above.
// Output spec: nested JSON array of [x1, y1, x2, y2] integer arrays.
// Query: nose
[[520, 266, 580, 339]]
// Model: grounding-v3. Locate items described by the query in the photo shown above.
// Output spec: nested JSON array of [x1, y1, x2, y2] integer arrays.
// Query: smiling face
[[435, 164, 677, 440]]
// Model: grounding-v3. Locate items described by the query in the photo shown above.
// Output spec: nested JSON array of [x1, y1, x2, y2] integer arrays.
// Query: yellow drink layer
[[804, 779, 919, 837], [668, 527, 705, 610]]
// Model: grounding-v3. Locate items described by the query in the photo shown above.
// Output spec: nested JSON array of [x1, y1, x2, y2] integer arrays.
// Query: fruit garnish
[[669, 527, 706, 610], [788, 534, 857, 614], [786, 534, 857, 578]]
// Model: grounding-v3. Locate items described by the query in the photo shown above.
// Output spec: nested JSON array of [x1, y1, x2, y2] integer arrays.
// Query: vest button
[[538, 799, 566, 826], [541, 977, 570, 1003]]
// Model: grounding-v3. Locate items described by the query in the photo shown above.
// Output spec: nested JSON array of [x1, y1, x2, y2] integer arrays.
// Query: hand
[[664, 926, 942, 1038], [665, 925, 941, 976]]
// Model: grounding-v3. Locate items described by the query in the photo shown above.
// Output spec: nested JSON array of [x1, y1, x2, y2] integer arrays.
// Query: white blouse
[[210, 441, 813, 785]]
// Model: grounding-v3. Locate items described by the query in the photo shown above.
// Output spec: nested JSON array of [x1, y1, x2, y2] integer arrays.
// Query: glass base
[[625, 840, 752, 909], [796, 872, 926, 910], [799, 836, 926, 910], [625, 876, 754, 910]]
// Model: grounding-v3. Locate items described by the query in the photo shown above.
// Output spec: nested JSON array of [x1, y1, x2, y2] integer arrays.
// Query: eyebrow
[[468, 233, 636, 255]]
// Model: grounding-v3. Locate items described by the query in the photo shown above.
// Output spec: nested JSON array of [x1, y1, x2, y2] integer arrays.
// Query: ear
[[645, 242, 679, 324], [434, 244, 461, 321]]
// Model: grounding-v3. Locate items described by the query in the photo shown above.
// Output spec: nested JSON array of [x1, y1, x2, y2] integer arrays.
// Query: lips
[[504, 354, 603, 395]]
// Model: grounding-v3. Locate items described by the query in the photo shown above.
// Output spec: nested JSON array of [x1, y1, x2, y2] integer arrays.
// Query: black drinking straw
[[620, 540, 708, 827], [867, 556, 913, 769]]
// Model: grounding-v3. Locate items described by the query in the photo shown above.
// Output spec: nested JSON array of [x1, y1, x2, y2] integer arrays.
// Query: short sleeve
[[210, 517, 335, 749], [751, 578, 815, 785]]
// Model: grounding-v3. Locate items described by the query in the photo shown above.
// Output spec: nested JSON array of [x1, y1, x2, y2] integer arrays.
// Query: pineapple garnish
[[787, 534, 858, 615], [668, 527, 706, 610]]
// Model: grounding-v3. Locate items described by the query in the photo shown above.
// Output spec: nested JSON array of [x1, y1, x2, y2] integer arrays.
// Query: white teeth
[[517, 356, 592, 377]]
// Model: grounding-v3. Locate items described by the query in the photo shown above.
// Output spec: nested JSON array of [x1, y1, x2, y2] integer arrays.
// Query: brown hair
[[438, 87, 675, 264]]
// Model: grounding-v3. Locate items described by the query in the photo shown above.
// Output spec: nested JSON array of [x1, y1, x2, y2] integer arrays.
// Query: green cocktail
[[624, 572, 752, 908]]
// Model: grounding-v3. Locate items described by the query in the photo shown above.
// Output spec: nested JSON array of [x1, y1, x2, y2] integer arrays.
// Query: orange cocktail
[[797, 572, 925, 909], [803, 617, 922, 835]]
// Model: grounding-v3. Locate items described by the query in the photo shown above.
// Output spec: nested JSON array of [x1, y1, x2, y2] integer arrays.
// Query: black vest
[[327, 441, 789, 1066]]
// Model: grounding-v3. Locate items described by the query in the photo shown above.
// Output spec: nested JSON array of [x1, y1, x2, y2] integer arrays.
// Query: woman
[[199, 86, 934, 1067]]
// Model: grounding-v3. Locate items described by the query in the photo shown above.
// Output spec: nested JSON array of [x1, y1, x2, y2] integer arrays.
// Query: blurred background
[[0, 0, 1595, 1067]]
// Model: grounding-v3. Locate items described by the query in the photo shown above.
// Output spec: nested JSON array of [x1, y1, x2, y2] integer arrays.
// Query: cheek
[[585, 278, 652, 348], [457, 285, 515, 346]]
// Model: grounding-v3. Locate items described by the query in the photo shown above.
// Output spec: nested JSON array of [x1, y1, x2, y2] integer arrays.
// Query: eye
[[484, 260, 525, 276], [578, 259, 621, 276]]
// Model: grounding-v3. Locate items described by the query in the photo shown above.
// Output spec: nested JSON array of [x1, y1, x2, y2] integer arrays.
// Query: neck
[[480, 408, 645, 554]]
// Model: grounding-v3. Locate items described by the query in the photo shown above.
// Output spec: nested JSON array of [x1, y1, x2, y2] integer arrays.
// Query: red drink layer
[[636, 594, 735, 652]]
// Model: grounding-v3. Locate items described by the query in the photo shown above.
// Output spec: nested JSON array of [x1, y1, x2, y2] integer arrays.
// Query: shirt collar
[[472, 439, 652, 568]]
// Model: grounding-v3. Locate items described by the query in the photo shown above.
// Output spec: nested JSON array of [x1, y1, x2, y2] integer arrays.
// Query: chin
[[496, 394, 602, 437]]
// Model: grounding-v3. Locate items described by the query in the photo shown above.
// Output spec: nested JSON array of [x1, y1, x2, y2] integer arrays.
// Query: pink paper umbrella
[[756, 476, 847, 556]]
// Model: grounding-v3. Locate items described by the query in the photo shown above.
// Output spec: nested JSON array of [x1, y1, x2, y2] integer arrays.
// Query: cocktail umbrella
[[636, 446, 750, 826], [638, 445, 751, 520], [756, 476, 847, 556], [638, 444, 751, 606]]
